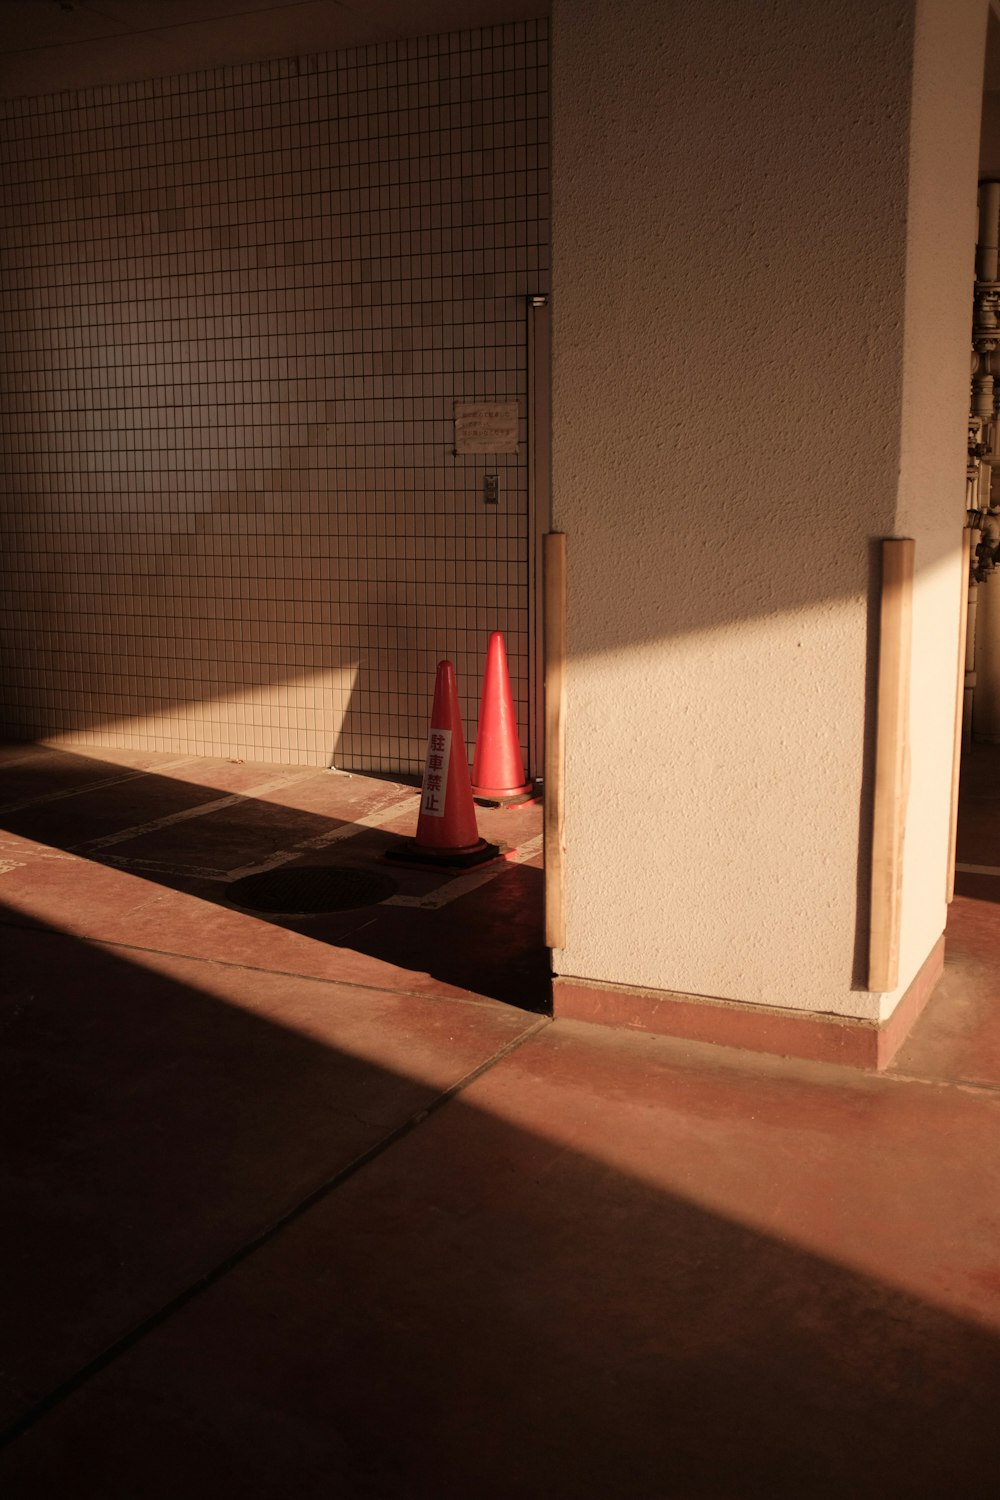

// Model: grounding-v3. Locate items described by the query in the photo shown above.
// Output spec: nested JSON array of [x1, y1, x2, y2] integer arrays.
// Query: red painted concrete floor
[[1, 741, 1000, 1497]]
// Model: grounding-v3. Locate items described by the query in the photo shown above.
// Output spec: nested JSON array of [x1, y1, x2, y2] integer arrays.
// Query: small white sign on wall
[[454, 402, 520, 454]]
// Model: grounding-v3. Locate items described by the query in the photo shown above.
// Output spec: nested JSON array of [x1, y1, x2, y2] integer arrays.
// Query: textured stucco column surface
[[550, 0, 986, 1022]]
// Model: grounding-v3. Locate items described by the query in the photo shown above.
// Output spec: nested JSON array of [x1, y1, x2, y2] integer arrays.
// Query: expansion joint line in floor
[[0, 1016, 551, 1450], [886, 1068, 1000, 1099]]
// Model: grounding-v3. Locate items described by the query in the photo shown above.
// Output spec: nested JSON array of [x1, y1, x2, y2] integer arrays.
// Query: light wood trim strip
[[946, 527, 973, 903], [526, 298, 551, 781], [868, 537, 915, 992], [544, 531, 567, 950]]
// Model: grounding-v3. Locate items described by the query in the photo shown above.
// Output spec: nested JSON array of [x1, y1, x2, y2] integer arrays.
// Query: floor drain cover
[[227, 865, 397, 915]]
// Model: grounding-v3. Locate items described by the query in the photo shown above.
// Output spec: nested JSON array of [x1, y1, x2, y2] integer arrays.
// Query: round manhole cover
[[227, 865, 398, 915]]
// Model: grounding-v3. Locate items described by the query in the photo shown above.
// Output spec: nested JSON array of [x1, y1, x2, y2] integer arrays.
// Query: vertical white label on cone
[[420, 727, 452, 818]]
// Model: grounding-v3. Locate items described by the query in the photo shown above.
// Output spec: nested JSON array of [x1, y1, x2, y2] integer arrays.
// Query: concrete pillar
[[549, 0, 986, 1054]]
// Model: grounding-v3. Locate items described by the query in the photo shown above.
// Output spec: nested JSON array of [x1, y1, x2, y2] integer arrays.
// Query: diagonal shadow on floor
[[2, 911, 1000, 1497], [0, 745, 549, 1011]]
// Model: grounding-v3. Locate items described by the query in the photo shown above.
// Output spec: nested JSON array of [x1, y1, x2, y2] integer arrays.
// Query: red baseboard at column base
[[552, 935, 945, 1072]]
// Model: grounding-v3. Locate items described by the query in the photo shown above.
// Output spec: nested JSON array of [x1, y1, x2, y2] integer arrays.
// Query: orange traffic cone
[[471, 632, 535, 805], [388, 660, 500, 869]]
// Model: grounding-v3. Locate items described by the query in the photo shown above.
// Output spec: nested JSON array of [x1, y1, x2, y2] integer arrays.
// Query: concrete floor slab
[[889, 891, 1000, 1088], [0, 919, 540, 1433], [2, 1025, 1000, 1497], [2, 741, 1000, 1496], [0, 749, 547, 1008]]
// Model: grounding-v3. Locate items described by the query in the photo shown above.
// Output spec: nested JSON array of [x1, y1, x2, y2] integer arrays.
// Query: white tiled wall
[[0, 20, 549, 772]]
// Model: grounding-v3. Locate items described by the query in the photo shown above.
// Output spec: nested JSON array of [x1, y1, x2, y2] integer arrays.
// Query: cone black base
[[473, 783, 539, 808], [385, 838, 501, 870]]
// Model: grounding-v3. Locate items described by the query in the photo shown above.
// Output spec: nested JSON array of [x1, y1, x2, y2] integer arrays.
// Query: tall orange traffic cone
[[471, 632, 535, 805], [388, 660, 499, 869]]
